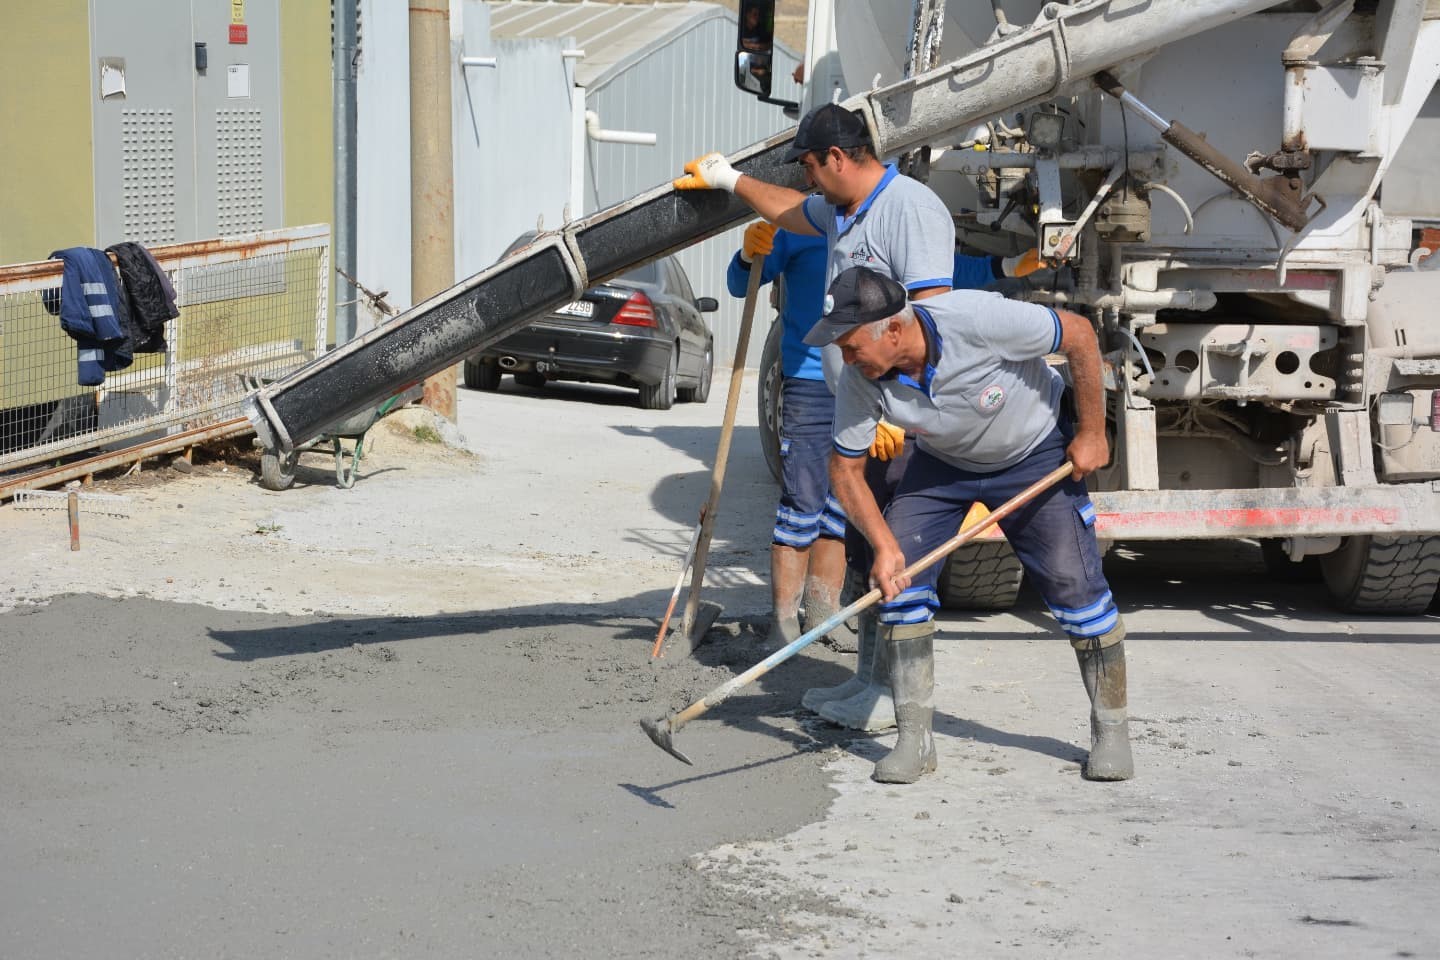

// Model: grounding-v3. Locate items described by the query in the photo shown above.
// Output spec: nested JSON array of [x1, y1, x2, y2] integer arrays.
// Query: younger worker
[[677, 103, 955, 729], [807, 265, 1133, 786]]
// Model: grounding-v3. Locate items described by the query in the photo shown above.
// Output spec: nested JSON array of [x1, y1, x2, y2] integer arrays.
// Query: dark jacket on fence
[[46, 247, 133, 386], [106, 241, 178, 353]]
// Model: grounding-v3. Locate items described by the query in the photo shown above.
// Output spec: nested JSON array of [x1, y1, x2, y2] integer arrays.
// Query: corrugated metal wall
[[583, 16, 801, 367], [455, 2, 575, 276], [356, 0, 412, 325]]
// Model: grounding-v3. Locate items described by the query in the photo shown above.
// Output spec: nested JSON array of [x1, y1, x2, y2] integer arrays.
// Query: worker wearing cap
[[678, 103, 953, 730], [681, 103, 1043, 730], [807, 265, 1132, 785], [730, 223, 1041, 661]]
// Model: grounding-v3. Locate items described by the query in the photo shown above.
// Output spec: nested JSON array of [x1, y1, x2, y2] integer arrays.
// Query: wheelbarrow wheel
[[260, 447, 299, 491]]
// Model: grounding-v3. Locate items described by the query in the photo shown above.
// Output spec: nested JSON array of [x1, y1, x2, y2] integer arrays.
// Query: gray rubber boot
[[817, 612, 896, 731], [1073, 623, 1134, 782], [800, 608, 874, 713], [803, 575, 858, 652], [871, 621, 937, 784]]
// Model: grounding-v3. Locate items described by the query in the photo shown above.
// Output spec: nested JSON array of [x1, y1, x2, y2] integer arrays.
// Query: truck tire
[[757, 319, 783, 484], [937, 541, 1025, 610], [463, 358, 501, 392], [1320, 534, 1440, 615]]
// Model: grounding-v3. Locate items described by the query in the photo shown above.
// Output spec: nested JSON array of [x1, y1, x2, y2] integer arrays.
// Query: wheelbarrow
[[241, 374, 424, 491]]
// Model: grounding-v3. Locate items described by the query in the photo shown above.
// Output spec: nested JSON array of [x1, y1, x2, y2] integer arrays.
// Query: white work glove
[[673, 152, 742, 193]]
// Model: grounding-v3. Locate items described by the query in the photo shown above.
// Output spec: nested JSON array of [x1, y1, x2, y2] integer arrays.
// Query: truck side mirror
[[735, 0, 776, 99]]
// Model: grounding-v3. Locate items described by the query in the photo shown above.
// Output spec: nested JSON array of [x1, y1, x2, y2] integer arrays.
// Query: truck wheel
[[463, 358, 501, 392], [937, 541, 1025, 610], [639, 348, 677, 410], [757, 319, 783, 484], [1320, 534, 1440, 615]]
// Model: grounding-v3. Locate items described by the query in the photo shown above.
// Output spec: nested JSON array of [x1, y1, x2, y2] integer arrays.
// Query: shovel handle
[[678, 251, 767, 649], [651, 515, 704, 659], [662, 461, 1074, 733]]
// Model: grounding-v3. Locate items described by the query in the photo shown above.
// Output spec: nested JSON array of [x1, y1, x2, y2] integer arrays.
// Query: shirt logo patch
[[979, 384, 1005, 410], [849, 243, 877, 264]]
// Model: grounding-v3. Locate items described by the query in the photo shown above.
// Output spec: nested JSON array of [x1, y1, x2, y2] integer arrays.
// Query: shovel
[[669, 247, 768, 656], [640, 461, 1074, 765]]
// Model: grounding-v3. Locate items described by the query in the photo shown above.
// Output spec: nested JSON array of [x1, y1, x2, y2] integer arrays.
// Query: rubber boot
[[817, 612, 896, 731], [802, 538, 856, 652], [768, 544, 807, 647], [1073, 623, 1134, 782], [871, 621, 937, 784], [800, 607, 873, 713]]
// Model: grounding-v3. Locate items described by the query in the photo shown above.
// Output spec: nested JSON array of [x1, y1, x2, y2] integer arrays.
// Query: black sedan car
[[463, 237, 717, 410]]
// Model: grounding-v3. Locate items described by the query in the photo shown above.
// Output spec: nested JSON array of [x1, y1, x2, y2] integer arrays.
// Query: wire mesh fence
[[0, 225, 328, 477]]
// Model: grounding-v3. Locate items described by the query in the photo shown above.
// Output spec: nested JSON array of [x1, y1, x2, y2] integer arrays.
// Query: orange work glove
[[742, 221, 776, 262], [869, 420, 906, 461], [1003, 248, 1047, 278]]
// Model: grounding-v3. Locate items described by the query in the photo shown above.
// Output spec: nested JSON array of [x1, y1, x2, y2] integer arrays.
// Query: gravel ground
[[3, 372, 1438, 959]]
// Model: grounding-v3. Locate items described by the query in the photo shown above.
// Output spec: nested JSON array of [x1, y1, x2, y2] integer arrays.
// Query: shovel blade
[[639, 716, 693, 766]]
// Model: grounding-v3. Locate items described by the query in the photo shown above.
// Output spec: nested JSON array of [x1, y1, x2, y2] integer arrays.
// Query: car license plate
[[556, 300, 594, 318]]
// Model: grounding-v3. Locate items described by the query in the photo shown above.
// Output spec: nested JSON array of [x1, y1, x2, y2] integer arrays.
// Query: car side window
[[666, 259, 696, 305]]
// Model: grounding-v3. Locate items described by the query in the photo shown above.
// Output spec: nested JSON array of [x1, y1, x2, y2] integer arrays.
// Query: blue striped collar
[[835, 163, 899, 238], [887, 303, 941, 395]]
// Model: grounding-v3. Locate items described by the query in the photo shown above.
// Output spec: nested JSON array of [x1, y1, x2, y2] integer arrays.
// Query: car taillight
[[612, 291, 657, 327]]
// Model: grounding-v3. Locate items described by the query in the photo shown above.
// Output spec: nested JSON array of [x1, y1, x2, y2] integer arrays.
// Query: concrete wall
[[0, 1, 330, 278], [0, 0, 94, 264]]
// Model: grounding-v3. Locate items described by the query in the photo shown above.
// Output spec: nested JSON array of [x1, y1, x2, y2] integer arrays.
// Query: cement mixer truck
[[245, 0, 1440, 615], [736, 0, 1440, 615]]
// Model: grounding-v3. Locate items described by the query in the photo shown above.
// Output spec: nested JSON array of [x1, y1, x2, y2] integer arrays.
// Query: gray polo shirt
[[802, 164, 955, 385], [832, 290, 1065, 473]]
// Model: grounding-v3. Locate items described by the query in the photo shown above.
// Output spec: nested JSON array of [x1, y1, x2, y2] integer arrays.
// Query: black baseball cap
[[783, 103, 872, 163], [804, 267, 908, 346]]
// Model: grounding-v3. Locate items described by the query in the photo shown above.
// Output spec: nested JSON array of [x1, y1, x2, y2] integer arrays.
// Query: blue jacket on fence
[[47, 247, 133, 386]]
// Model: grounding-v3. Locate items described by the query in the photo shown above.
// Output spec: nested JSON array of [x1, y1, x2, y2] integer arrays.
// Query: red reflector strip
[[1094, 506, 1401, 537]]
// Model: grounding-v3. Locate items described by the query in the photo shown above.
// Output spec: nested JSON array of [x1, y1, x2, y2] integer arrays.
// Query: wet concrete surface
[[0, 595, 857, 959]]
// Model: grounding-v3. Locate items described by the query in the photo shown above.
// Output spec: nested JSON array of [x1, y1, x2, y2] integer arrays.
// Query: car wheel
[[757, 319, 783, 483], [514, 371, 546, 390], [639, 347, 677, 410], [463, 358, 501, 392], [678, 340, 713, 403]]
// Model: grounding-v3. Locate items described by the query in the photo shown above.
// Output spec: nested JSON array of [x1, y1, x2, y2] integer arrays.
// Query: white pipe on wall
[[584, 110, 657, 146]]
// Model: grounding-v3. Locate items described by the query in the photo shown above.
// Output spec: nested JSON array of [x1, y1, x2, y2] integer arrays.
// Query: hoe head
[[639, 716, 693, 766]]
